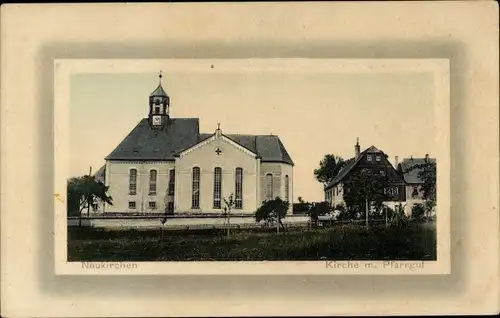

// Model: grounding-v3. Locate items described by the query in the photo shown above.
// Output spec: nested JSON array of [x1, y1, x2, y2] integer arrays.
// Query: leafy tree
[[223, 193, 235, 238], [343, 168, 390, 227], [407, 159, 437, 218], [314, 154, 346, 186], [297, 196, 305, 203], [411, 203, 425, 222], [67, 175, 113, 226], [308, 201, 331, 220], [255, 197, 289, 232]]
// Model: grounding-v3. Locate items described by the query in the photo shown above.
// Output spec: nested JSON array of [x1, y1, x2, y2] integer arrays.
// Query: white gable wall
[[175, 135, 258, 214]]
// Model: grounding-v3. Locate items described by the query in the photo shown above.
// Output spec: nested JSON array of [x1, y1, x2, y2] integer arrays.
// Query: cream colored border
[[54, 58, 451, 276], [2, 2, 498, 317]]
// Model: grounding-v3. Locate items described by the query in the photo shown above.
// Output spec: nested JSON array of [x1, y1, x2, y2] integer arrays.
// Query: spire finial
[[217, 123, 220, 130], [356, 137, 359, 145], [158, 70, 163, 83]]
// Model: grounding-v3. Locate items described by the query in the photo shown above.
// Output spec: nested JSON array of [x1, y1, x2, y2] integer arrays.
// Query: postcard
[[54, 58, 450, 275]]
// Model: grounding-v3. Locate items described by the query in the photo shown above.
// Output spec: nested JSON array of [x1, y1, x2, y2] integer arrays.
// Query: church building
[[94, 74, 294, 215]]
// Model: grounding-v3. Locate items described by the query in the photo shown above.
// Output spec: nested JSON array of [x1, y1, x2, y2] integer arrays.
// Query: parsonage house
[[92, 74, 294, 215], [324, 139, 406, 211], [396, 155, 437, 216], [323, 139, 436, 216]]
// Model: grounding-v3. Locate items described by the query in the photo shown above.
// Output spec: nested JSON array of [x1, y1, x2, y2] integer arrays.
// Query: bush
[[411, 204, 425, 222]]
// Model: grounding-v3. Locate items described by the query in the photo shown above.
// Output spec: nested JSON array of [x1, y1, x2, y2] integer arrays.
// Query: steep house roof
[[324, 145, 392, 189], [398, 157, 436, 184], [105, 118, 294, 165]]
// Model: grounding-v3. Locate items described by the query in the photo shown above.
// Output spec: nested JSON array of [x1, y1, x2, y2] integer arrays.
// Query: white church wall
[[105, 160, 175, 214], [281, 163, 294, 214], [175, 136, 258, 214], [259, 162, 294, 214]]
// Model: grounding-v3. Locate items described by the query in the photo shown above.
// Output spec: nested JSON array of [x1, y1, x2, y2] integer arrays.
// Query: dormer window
[[376, 155, 381, 162], [367, 155, 372, 162]]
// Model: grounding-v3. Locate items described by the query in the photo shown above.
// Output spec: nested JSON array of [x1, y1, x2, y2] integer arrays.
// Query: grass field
[[68, 222, 437, 261]]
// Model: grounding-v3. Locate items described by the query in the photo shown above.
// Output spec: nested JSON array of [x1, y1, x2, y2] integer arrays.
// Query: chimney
[[425, 153, 429, 161], [394, 156, 399, 167], [354, 138, 360, 159]]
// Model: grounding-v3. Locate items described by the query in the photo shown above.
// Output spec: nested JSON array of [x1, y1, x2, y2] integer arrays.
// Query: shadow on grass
[[67, 223, 437, 262]]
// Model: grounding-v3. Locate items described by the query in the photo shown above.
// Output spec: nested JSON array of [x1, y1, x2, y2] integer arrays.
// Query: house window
[[412, 185, 419, 197], [149, 201, 156, 209], [380, 169, 385, 176], [235, 167, 243, 209], [192, 167, 200, 209], [385, 187, 399, 196], [128, 201, 136, 209], [149, 169, 157, 195], [213, 167, 222, 209], [367, 155, 372, 162], [92, 203, 98, 211], [376, 155, 381, 162], [155, 105, 161, 114], [168, 169, 175, 195], [284, 175, 289, 202], [265, 173, 273, 201], [129, 169, 137, 195]]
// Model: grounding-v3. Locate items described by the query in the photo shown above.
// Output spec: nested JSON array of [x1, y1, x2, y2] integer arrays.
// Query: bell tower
[[148, 71, 170, 128]]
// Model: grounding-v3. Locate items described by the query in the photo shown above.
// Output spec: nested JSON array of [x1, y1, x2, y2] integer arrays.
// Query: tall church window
[[168, 169, 175, 195], [192, 167, 201, 209], [149, 169, 157, 195], [265, 173, 273, 201], [129, 169, 137, 195], [213, 167, 222, 209], [284, 175, 289, 202], [235, 168, 243, 209]]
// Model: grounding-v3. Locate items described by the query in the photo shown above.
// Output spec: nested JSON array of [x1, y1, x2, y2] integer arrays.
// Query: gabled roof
[[93, 165, 106, 183], [324, 145, 387, 189], [399, 157, 436, 184], [105, 118, 200, 160], [105, 118, 294, 165], [199, 133, 294, 165]]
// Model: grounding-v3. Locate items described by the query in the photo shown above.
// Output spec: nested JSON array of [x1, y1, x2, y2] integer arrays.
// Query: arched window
[[235, 168, 243, 209], [129, 169, 137, 195], [149, 169, 157, 195], [213, 167, 222, 209], [168, 169, 175, 195], [192, 167, 201, 209], [285, 175, 289, 202], [265, 173, 273, 201]]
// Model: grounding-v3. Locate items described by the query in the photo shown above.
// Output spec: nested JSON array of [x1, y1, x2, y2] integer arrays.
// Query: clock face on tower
[[152, 115, 162, 126]]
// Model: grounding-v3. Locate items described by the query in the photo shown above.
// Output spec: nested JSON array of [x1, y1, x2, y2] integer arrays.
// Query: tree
[[313, 154, 346, 186], [223, 193, 235, 239], [308, 201, 331, 227], [255, 197, 289, 233], [411, 204, 425, 222], [297, 196, 305, 203], [343, 168, 390, 228], [67, 175, 113, 226], [407, 159, 437, 219]]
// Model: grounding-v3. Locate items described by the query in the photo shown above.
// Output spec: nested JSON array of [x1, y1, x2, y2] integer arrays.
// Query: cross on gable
[[215, 148, 222, 155]]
